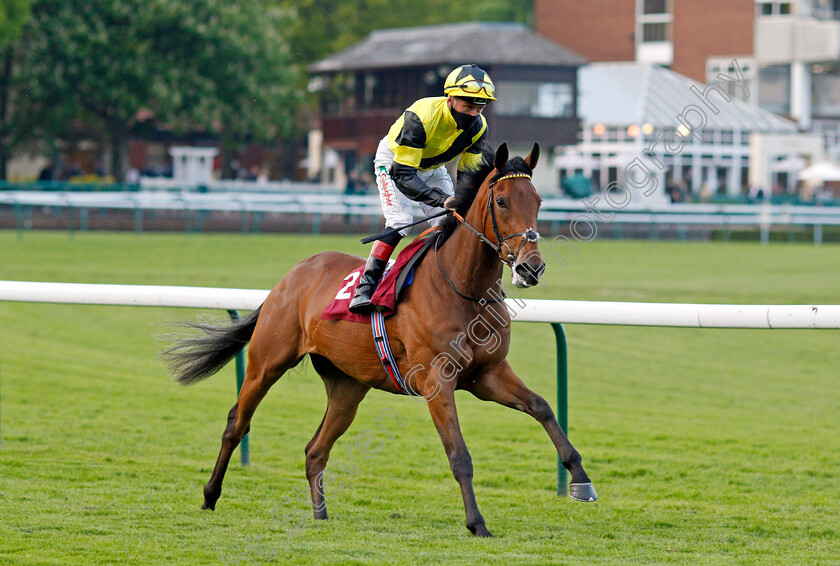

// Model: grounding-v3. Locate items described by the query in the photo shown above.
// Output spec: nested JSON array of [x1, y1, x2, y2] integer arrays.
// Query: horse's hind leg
[[304, 355, 370, 520], [202, 402, 244, 510], [468, 361, 598, 502], [202, 351, 302, 510]]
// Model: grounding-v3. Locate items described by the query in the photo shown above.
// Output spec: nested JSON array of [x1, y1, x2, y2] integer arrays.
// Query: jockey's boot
[[349, 239, 396, 314]]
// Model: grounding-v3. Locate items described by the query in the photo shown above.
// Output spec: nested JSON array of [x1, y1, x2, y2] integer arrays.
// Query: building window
[[756, 1, 792, 16], [706, 58, 756, 102], [638, 0, 672, 43], [813, 0, 840, 19], [813, 71, 840, 117], [758, 65, 791, 114], [643, 23, 670, 42], [494, 81, 574, 118], [643, 0, 668, 14]]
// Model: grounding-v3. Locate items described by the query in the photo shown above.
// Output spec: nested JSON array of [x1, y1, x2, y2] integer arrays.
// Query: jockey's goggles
[[444, 79, 496, 104], [452, 80, 495, 99], [457, 81, 496, 99]]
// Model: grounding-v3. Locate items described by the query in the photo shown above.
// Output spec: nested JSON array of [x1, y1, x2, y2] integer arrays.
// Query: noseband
[[435, 171, 541, 303]]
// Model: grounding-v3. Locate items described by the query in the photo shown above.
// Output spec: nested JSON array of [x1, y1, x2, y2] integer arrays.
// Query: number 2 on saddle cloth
[[320, 236, 435, 392]]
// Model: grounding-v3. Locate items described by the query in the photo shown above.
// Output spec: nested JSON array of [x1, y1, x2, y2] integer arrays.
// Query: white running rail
[[1, 281, 839, 329]]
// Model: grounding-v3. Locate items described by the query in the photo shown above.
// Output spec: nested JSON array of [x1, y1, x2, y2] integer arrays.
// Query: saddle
[[320, 233, 436, 324]]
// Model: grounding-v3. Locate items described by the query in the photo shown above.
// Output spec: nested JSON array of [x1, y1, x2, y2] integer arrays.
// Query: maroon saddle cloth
[[321, 235, 434, 323]]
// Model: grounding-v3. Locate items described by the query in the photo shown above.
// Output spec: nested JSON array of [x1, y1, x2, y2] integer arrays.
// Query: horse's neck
[[438, 196, 504, 300]]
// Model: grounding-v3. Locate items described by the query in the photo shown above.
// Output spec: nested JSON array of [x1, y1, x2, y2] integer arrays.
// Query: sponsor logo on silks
[[380, 169, 394, 208]]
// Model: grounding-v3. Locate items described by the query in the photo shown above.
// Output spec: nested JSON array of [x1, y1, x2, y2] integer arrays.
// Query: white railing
[[0, 281, 268, 310], [1, 281, 838, 486], [0, 190, 384, 216], [137, 177, 345, 193], [3, 191, 840, 229], [1, 281, 839, 329]]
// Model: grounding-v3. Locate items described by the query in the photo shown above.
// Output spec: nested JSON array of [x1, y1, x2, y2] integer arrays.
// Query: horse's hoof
[[569, 482, 598, 502], [469, 524, 494, 538], [201, 501, 216, 511]]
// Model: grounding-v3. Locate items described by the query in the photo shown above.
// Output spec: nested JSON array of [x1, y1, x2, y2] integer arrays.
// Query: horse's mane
[[436, 149, 534, 243]]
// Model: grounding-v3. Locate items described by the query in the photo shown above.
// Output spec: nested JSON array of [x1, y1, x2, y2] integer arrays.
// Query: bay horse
[[164, 143, 597, 537]]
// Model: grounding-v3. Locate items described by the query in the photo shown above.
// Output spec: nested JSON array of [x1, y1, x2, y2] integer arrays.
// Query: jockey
[[349, 64, 496, 314]]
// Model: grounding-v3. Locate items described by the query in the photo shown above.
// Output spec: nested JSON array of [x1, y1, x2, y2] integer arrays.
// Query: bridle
[[451, 172, 540, 266], [435, 171, 541, 303], [482, 172, 540, 265]]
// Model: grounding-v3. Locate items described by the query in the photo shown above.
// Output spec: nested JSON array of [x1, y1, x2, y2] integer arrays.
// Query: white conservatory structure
[[559, 62, 823, 200]]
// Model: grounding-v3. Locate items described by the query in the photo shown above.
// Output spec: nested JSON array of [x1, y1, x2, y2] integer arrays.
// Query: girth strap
[[371, 310, 412, 393]]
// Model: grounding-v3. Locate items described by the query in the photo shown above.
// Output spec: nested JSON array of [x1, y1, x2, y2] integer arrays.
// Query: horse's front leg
[[424, 385, 492, 537], [468, 361, 598, 502]]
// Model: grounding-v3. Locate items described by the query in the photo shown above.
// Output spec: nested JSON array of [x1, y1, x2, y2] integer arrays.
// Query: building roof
[[579, 62, 796, 133], [309, 22, 587, 73]]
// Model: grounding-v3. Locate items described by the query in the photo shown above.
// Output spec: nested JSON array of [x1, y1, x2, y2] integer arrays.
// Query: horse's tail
[[162, 305, 262, 385]]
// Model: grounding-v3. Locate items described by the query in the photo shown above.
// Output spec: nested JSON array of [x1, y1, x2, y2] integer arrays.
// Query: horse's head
[[477, 142, 545, 288]]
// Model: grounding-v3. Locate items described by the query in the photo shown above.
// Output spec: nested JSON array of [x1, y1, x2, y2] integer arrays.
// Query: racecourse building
[[567, 62, 821, 200], [537, 0, 840, 192], [308, 22, 587, 192]]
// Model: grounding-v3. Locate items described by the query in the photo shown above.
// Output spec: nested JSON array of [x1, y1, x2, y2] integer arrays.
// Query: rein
[[434, 232, 505, 303], [435, 171, 540, 303]]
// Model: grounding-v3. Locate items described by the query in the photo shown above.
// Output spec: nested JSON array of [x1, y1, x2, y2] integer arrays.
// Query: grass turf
[[0, 231, 839, 565]]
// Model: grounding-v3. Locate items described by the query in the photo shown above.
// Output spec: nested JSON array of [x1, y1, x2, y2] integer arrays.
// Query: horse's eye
[[495, 198, 506, 208]]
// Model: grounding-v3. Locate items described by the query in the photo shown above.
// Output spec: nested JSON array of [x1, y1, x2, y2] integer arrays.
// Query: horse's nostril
[[515, 263, 542, 282]]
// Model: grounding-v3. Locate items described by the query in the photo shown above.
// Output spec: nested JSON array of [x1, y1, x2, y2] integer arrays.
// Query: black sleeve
[[394, 111, 426, 150], [390, 162, 449, 208]]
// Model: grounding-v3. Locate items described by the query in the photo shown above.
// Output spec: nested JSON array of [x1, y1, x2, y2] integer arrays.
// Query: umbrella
[[770, 156, 806, 172], [798, 160, 840, 183]]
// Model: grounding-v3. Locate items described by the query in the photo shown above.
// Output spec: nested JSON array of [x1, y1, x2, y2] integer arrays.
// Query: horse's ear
[[525, 143, 540, 170], [494, 143, 509, 171]]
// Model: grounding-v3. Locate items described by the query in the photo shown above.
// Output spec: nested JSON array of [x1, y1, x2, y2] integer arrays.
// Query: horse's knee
[[450, 451, 473, 483], [526, 395, 555, 423]]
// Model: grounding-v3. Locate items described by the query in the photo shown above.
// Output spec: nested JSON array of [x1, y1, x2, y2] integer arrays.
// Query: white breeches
[[374, 138, 454, 236]]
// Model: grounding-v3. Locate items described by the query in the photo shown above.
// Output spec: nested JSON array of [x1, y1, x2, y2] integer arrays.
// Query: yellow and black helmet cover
[[443, 64, 496, 104]]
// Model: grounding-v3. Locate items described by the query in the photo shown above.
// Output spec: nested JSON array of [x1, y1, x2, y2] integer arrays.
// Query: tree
[[162, 1, 303, 178], [0, 0, 29, 47], [280, 0, 534, 67], [4, 0, 534, 181], [9, 0, 301, 180], [276, 0, 535, 165], [0, 0, 31, 179]]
